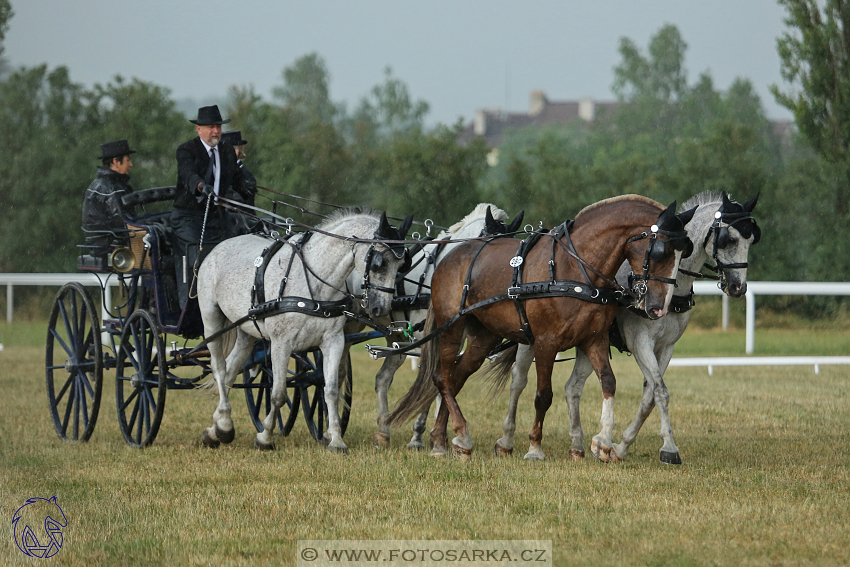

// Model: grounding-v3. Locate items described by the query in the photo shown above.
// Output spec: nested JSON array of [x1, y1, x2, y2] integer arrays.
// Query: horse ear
[[484, 206, 497, 233], [744, 192, 760, 213], [677, 205, 697, 226], [659, 201, 677, 223], [508, 210, 525, 233], [721, 191, 734, 210], [398, 214, 414, 239], [378, 211, 392, 236]]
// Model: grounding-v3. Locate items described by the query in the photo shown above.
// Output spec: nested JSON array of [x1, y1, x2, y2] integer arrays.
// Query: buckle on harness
[[508, 286, 521, 299]]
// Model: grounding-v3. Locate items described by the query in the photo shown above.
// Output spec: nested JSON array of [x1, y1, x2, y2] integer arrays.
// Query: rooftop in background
[[458, 91, 618, 148], [459, 90, 796, 151]]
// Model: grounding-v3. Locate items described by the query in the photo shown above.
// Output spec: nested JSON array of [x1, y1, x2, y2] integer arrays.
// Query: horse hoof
[[201, 429, 220, 449], [590, 439, 612, 463], [373, 432, 390, 449], [406, 441, 426, 451], [494, 443, 513, 457], [452, 444, 473, 461], [569, 449, 585, 461], [429, 447, 447, 458], [328, 445, 349, 455], [215, 424, 235, 444], [254, 438, 275, 451], [523, 452, 546, 461], [660, 451, 682, 465]]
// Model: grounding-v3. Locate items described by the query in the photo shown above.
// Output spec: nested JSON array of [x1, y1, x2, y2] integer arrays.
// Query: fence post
[[6, 284, 12, 323], [745, 290, 755, 354], [722, 294, 729, 330]]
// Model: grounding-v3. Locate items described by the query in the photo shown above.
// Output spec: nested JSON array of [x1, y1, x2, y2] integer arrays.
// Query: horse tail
[[197, 326, 239, 390], [389, 307, 441, 426], [481, 343, 519, 398]]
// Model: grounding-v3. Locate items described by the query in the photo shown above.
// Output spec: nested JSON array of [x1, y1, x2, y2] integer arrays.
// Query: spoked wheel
[[115, 309, 166, 448], [298, 349, 353, 442], [243, 352, 299, 435], [45, 282, 103, 441]]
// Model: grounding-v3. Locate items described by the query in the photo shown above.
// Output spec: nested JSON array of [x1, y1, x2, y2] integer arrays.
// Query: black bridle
[[625, 224, 691, 297]]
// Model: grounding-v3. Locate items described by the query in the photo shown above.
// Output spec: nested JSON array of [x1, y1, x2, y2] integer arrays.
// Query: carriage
[[45, 186, 383, 448]]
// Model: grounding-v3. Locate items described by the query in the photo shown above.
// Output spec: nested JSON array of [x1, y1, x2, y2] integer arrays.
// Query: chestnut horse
[[390, 195, 695, 460]]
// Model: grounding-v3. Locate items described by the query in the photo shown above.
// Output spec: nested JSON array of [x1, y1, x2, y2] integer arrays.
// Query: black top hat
[[189, 105, 231, 125], [221, 131, 248, 146], [98, 139, 136, 160]]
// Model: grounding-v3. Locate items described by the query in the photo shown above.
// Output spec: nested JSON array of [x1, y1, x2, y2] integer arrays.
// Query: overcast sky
[[5, 0, 794, 126]]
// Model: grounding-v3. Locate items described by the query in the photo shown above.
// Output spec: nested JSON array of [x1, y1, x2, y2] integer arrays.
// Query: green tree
[[771, 0, 850, 213]]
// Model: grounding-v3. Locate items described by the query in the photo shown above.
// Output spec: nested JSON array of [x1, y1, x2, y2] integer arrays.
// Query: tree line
[[0, 1, 847, 317]]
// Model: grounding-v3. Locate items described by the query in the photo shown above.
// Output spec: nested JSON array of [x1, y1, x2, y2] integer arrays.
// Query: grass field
[[1, 319, 849, 566]]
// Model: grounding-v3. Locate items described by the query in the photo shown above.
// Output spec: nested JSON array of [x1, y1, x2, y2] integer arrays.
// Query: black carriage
[[46, 187, 362, 448]]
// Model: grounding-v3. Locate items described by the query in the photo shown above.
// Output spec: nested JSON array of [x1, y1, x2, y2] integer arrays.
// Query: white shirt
[[199, 139, 221, 197]]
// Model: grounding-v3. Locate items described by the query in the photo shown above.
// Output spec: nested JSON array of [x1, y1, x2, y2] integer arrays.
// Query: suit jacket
[[173, 137, 250, 212]]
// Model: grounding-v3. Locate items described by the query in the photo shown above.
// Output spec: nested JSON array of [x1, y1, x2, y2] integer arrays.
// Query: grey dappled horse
[[197, 209, 409, 453], [495, 191, 759, 464]]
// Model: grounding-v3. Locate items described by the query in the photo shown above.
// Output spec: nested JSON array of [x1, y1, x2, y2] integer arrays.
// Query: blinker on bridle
[[625, 223, 691, 297]]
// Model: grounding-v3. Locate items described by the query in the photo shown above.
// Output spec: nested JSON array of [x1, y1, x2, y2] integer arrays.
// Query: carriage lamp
[[109, 248, 135, 273]]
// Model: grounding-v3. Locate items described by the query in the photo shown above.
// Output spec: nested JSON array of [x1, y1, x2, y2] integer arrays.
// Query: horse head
[[625, 201, 696, 319], [704, 192, 760, 297], [359, 212, 413, 318]]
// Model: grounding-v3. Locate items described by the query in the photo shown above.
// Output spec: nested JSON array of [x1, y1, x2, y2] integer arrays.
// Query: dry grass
[[1, 322, 849, 566]]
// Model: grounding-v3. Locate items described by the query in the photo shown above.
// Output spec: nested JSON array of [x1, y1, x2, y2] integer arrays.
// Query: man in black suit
[[172, 105, 252, 306], [220, 129, 258, 235]]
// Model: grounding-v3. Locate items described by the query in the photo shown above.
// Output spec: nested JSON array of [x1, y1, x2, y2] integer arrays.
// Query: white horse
[[351, 203, 523, 449], [197, 209, 410, 453], [494, 191, 759, 463]]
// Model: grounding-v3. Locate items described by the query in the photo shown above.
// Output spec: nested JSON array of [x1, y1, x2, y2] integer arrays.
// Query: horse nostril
[[369, 306, 385, 318]]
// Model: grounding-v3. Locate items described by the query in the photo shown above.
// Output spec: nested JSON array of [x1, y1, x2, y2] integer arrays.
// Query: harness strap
[[249, 296, 352, 319]]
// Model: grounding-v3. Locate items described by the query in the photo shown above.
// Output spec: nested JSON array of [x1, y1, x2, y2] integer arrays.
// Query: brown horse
[[390, 195, 696, 460]]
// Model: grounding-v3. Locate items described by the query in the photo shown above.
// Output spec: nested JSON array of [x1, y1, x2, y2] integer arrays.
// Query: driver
[[171, 105, 253, 307], [81, 139, 137, 249]]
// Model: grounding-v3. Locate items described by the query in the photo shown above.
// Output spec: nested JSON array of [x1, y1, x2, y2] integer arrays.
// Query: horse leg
[[255, 343, 293, 451], [407, 405, 431, 451], [525, 345, 556, 461], [565, 348, 594, 460], [583, 340, 618, 463], [203, 329, 256, 447], [374, 353, 405, 449], [320, 335, 348, 454], [495, 344, 534, 457], [427, 323, 465, 457], [651, 345, 681, 464], [429, 397, 450, 457]]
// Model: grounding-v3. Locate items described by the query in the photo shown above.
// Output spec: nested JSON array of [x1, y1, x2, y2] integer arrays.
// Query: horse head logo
[[12, 496, 67, 559]]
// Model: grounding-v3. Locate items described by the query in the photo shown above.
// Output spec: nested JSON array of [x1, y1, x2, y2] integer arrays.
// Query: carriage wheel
[[115, 309, 167, 448], [45, 283, 103, 441], [299, 350, 353, 442], [243, 355, 299, 436]]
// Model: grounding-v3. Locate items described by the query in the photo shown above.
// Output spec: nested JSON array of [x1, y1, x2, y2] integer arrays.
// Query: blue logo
[[12, 496, 67, 559]]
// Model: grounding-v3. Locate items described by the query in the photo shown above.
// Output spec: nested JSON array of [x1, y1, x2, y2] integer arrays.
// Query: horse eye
[[371, 253, 384, 269]]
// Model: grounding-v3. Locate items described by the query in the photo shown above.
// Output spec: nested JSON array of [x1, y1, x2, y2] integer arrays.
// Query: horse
[[390, 195, 696, 460], [494, 191, 760, 463], [197, 209, 411, 453], [354, 203, 523, 450]]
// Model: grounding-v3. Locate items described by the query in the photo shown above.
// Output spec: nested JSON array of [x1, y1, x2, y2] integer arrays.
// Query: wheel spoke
[[79, 379, 89, 428], [128, 394, 141, 441], [60, 380, 76, 435], [72, 382, 80, 439], [55, 374, 74, 404], [123, 386, 140, 412], [77, 369, 95, 398], [49, 327, 74, 358], [144, 384, 158, 417]]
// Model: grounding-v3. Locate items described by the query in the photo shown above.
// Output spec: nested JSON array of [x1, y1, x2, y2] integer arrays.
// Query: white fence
[[1, 274, 849, 365]]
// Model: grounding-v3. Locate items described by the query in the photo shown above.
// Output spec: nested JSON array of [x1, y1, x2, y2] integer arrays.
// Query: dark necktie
[[204, 148, 216, 184]]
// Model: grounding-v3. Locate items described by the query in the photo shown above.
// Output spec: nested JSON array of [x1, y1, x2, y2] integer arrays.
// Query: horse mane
[[680, 190, 725, 212], [436, 203, 507, 239], [575, 194, 662, 219], [315, 207, 380, 232]]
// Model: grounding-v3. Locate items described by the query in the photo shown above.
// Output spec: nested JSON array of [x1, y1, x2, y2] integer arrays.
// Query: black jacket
[[82, 167, 135, 243], [173, 137, 251, 212]]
